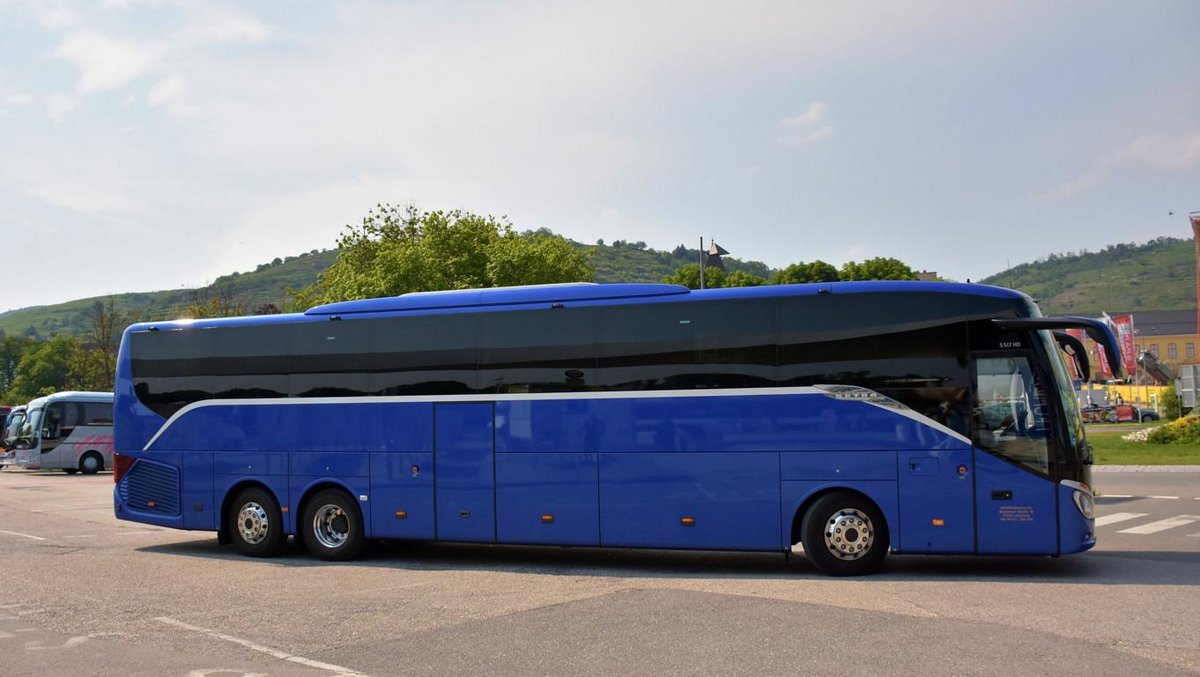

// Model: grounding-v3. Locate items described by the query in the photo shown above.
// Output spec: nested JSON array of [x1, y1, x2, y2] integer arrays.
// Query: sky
[[1, 0, 1198, 312]]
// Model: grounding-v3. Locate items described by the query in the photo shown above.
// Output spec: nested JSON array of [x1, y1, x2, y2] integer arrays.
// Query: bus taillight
[[113, 452, 134, 484]]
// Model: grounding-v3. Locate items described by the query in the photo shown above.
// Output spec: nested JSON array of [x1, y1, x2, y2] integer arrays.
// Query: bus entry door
[[434, 403, 496, 543], [971, 355, 1058, 554]]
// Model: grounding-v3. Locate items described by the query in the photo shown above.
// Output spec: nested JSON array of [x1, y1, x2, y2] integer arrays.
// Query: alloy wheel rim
[[823, 508, 873, 561], [237, 502, 270, 545], [312, 504, 350, 549]]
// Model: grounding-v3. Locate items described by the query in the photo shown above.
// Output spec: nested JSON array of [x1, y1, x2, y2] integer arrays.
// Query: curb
[[1092, 465, 1200, 472]]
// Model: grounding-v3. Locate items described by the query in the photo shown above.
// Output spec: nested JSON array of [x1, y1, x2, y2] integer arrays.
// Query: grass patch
[[1086, 424, 1200, 465]]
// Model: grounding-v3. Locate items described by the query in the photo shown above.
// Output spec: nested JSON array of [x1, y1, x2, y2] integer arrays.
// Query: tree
[[6, 336, 79, 402], [770, 260, 840, 285], [663, 263, 725, 289], [0, 336, 37, 399], [78, 299, 140, 391], [1162, 385, 1182, 420], [723, 270, 767, 287], [839, 257, 918, 281], [181, 286, 247, 319], [300, 204, 593, 306]]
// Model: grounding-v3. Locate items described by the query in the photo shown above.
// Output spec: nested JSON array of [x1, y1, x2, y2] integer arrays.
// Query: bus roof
[[305, 283, 691, 316], [23, 391, 114, 407], [304, 280, 1027, 316], [127, 281, 1030, 333]]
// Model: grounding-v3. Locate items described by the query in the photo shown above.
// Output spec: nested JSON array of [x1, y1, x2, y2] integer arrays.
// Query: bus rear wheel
[[79, 452, 103, 475], [300, 489, 364, 561], [801, 492, 889, 576], [228, 487, 286, 557]]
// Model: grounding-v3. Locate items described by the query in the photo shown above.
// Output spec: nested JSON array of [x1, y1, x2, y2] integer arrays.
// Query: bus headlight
[[1072, 489, 1094, 520]]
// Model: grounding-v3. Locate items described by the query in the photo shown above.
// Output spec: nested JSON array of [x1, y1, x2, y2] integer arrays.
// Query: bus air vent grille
[[118, 459, 181, 516]]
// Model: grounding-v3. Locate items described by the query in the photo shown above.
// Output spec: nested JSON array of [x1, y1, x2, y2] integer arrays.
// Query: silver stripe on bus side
[[139, 386, 970, 450], [863, 400, 973, 446]]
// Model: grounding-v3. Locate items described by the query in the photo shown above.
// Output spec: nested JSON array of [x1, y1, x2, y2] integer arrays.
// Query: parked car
[[1081, 403, 1159, 423]]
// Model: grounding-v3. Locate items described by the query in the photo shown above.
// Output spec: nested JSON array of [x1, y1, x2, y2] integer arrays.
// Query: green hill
[[12, 232, 1183, 339], [979, 236, 1194, 314], [0, 241, 770, 338], [0, 249, 337, 339]]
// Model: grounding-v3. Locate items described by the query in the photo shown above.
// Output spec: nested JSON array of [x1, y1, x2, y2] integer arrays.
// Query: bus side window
[[43, 404, 65, 439], [972, 356, 1050, 475], [84, 402, 113, 426]]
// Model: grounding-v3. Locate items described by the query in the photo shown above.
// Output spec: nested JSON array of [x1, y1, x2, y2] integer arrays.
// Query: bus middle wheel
[[301, 489, 365, 562]]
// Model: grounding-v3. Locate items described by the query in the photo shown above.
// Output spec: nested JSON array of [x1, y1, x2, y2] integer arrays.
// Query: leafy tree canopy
[[770, 260, 839, 285], [663, 263, 722, 289], [6, 336, 78, 402], [296, 204, 593, 306], [839, 257, 918, 281]]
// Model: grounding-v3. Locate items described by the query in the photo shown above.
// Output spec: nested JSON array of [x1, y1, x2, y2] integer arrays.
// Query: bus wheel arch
[[792, 488, 890, 576], [297, 483, 365, 562], [222, 482, 286, 557], [79, 450, 104, 475]]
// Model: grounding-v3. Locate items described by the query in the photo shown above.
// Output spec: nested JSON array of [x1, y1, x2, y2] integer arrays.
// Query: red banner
[[1112, 314, 1137, 377]]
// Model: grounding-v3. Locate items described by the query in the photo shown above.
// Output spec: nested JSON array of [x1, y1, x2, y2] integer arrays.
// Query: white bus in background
[[1, 405, 26, 467], [13, 392, 114, 474]]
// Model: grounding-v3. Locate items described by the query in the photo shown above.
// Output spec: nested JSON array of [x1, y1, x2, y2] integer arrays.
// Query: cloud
[[5, 92, 35, 105], [600, 206, 620, 219], [146, 74, 195, 115], [182, 7, 271, 43], [1037, 131, 1200, 201], [51, 31, 163, 94], [46, 92, 75, 122], [774, 101, 834, 146], [26, 181, 144, 216]]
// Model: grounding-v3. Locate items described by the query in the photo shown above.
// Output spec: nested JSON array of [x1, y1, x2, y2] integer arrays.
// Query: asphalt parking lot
[[1, 467, 1198, 676]]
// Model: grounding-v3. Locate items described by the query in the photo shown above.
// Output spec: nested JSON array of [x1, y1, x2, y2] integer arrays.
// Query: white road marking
[[1097, 494, 1133, 499], [1147, 495, 1179, 500], [1094, 512, 1148, 527], [0, 530, 45, 541], [156, 617, 373, 677], [1118, 515, 1200, 535], [25, 636, 89, 650]]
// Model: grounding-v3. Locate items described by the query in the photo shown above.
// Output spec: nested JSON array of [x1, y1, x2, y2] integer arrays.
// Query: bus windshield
[[19, 407, 43, 441], [4, 411, 25, 442], [1040, 330, 1089, 466]]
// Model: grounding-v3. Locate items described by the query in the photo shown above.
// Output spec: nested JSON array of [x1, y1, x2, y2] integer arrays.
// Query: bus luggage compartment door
[[897, 450, 974, 553], [434, 403, 496, 543]]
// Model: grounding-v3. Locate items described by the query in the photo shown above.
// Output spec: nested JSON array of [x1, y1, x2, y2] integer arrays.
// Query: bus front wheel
[[801, 492, 889, 576], [227, 487, 286, 557], [79, 452, 103, 475], [300, 489, 365, 561]]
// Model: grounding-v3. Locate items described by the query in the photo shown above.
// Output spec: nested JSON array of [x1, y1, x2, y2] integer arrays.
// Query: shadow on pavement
[[137, 538, 1200, 585]]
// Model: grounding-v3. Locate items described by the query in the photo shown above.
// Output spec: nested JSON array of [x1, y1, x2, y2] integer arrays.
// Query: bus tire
[[63, 468, 79, 475], [79, 452, 103, 475], [801, 491, 889, 576], [300, 489, 365, 562], [228, 487, 286, 557]]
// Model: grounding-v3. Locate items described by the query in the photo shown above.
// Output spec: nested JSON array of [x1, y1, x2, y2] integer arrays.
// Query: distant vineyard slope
[[979, 236, 1194, 315]]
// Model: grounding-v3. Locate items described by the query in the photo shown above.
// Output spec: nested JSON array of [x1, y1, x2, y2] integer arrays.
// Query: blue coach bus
[[112, 281, 1121, 575]]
